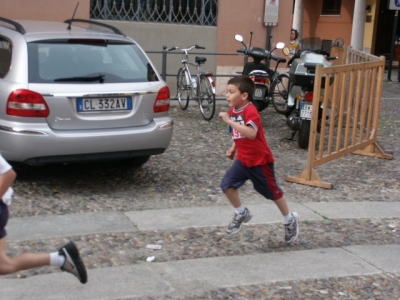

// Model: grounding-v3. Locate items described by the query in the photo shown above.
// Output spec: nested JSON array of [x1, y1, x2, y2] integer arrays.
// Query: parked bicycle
[[167, 45, 216, 121]]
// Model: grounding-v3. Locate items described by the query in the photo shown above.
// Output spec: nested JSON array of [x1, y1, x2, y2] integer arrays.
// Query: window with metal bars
[[322, 0, 341, 15], [90, 0, 218, 26]]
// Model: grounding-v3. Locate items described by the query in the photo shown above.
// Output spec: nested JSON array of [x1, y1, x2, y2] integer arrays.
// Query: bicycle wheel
[[176, 67, 190, 110], [198, 76, 216, 121], [271, 73, 290, 114]]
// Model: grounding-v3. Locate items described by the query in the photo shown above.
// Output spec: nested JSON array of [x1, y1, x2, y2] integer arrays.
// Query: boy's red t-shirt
[[229, 102, 274, 167]]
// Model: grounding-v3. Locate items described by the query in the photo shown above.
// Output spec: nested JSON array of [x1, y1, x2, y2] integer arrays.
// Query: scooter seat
[[195, 57, 207, 64]]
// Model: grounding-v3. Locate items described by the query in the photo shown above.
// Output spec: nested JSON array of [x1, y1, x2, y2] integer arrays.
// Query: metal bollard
[[398, 55, 400, 82], [162, 46, 167, 81]]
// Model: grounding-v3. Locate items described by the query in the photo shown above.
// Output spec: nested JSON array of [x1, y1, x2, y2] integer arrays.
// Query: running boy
[[0, 154, 87, 283], [218, 75, 299, 243]]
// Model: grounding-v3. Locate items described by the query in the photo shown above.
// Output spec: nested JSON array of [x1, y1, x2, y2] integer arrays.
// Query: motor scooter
[[235, 32, 287, 112], [283, 37, 344, 149]]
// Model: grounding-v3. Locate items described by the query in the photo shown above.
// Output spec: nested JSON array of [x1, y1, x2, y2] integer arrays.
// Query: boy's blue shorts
[[0, 201, 9, 239], [220, 160, 283, 201]]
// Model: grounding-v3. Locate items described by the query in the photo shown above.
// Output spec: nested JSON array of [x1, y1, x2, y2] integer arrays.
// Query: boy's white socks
[[235, 206, 246, 215], [284, 213, 293, 224], [50, 252, 66, 267]]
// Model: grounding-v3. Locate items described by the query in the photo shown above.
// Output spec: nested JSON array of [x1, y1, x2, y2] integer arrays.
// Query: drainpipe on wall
[[351, 0, 366, 51], [292, 0, 304, 40]]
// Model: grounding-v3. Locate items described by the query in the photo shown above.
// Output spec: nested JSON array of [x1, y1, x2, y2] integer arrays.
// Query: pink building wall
[[0, 0, 90, 22]]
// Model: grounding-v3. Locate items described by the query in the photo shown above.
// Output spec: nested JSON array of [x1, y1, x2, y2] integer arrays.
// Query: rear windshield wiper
[[54, 75, 105, 83]]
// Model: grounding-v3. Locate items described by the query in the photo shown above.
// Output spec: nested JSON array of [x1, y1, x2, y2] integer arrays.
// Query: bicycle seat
[[195, 57, 207, 64]]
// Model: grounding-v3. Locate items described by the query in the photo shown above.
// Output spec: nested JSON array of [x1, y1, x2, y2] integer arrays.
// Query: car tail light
[[304, 92, 314, 102], [7, 89, 50, 117], [153, 86, 170, 113]]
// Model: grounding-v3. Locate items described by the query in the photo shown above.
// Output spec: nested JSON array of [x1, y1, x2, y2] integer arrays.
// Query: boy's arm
[[228, 120, 256, 140], [226, 142, 236, 160], [0, 169, 16, 200], [219, 112, 257, 140]]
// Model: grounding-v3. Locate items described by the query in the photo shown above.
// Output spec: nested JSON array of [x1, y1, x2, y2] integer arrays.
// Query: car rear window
[[28, 39, 159, 83], [0, 36, 12, 78]]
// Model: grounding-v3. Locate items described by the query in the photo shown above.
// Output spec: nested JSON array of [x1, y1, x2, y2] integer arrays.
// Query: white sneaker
[[59, 241, 88, 284], [284, 212, 300, 244]]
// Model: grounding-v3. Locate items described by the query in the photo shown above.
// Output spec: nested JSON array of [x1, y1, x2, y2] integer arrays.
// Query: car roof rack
[[64, 19, 125, 36], [0, 17, 25, 34]]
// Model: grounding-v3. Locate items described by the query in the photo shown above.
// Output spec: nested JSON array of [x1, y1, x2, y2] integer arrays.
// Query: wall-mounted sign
[[388, 0, 400, 10], [264, 0, 279, 26]]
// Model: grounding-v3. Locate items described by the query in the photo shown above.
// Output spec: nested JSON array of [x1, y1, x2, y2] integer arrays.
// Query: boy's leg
[[274, 196, 300, 244], [224, 188, 252, 234], [0, 237, 50, 275], [274, 196, 289, 216], [0, 238, 87, 283], [250, 164, 300, 243], [225, 187, 241, 208], [221, 161, 252, 234]]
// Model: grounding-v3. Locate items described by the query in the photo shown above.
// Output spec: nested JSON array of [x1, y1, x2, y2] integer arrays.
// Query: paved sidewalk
[[2, 202, 400, 299], [7, 202, 400, 241], [2, 245, 399, 300]]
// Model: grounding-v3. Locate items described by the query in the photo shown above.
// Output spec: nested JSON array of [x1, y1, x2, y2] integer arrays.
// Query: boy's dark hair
[[291, 28, 298, 40], [227, 75, 254, 101]]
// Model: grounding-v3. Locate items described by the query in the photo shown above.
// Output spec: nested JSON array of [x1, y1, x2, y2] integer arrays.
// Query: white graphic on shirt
[[230, 114, 245, 139]]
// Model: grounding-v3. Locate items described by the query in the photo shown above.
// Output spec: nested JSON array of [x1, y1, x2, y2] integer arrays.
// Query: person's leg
[[225, 187, 241, 208], [220, 161, 252, 234], [0, 197, 86, 282], [274, 195, 289, 217], [0, 237, 50, 275], [0, 238, 87, 283], [221, 160, 248, 210], [274, 196, 300, 243], [251, 163, 300, 243]]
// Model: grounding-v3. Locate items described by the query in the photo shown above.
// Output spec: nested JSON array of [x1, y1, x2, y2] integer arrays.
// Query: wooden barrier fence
[[286, 49, 393, 189]]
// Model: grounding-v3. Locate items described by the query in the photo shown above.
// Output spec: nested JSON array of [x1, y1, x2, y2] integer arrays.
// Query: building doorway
[[374, 0, 399, 57]]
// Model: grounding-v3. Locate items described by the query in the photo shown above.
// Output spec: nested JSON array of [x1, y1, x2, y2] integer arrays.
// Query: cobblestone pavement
[[4, 78, 400, 299]]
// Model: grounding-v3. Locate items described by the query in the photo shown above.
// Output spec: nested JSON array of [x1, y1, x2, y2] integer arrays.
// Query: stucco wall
[[0, 0, 90, 22], [215, 0, 293, 96], [301, 0, 354, 44]]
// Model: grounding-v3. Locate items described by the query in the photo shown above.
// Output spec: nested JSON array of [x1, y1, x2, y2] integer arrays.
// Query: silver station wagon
[[0, 17, 173, 167]]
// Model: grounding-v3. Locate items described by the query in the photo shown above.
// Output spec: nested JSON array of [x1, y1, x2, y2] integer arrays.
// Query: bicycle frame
[[180, 51, 215, 98], [167, 44, 216, 121]]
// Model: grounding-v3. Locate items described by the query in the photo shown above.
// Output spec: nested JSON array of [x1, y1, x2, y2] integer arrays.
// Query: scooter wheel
[[252, 100, 267, 112], [298, 120, 311, 149]]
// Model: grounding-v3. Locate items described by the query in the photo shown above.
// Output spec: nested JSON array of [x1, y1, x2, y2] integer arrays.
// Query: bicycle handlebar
[[166, 44, 206, 52]]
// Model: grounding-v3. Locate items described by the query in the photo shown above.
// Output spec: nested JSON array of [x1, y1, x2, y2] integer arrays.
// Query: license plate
[[254, 87, 265, 99], [300, 103, 313, 120], [77, 97, 132, 112]]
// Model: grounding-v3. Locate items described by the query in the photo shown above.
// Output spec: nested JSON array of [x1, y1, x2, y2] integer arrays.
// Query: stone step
[[7, 202, 400, 242], [2, 244, 399, 300]]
